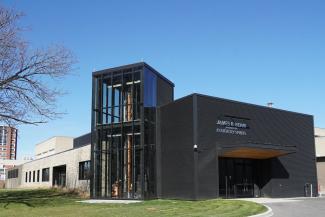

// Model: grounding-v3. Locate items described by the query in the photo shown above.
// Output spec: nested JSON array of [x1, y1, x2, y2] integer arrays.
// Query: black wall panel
[[158, 96, 196, 199], [73, 133, 91, 149]]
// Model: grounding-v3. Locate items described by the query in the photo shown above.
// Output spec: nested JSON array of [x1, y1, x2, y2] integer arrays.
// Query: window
[[144, 69, 157, 107], [79, 161, 90, 180], [33, 171, 35, 182], [29, 171, 31, 182], [42, 168, 49, 182], [25, 172, 28, 182], [37, 170, 40, 182], [8, 169, 18, 179]]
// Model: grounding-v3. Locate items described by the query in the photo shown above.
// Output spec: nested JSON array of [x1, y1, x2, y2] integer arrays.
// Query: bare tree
[[0, 6, 75, 125]]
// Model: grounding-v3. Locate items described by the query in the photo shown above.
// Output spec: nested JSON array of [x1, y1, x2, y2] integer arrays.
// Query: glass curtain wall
[[143, 68, 157, 198], [92, 65, 159, 199]]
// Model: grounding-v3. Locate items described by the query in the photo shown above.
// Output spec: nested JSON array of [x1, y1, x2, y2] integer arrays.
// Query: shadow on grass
[[0, 189, 80, 209]]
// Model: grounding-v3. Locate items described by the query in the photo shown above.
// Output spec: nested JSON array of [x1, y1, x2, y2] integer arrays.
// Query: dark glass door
[[53, 165, 66, 187], [219, 158, 256, 198], [234, 160, 254, 198]]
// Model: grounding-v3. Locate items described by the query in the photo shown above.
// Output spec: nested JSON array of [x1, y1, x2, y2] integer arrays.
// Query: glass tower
[[91, 62, 174, 199]]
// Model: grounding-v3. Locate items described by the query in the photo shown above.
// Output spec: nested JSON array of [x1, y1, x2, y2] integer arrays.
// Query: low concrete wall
[[0, 180, 5, 189], [317, 161, 325, 193]]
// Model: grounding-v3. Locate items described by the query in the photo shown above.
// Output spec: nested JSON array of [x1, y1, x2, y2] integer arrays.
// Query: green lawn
[[0, 189, 266, 217]]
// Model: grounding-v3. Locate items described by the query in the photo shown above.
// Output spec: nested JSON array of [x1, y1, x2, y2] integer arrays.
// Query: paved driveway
[[241, 197, 325, 217]]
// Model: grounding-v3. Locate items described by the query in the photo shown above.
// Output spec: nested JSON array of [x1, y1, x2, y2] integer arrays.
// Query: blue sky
[[2, 0, 325, 159]]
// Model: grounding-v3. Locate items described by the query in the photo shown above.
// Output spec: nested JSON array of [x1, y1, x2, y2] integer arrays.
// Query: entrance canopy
[[218, 143, 296, 159]]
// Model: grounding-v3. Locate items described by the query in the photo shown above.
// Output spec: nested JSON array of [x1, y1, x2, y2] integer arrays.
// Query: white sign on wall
[[216, 119, 248, 136]]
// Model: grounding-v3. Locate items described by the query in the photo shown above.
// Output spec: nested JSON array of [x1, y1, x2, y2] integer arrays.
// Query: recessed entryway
[[53, 165, 66, 187]]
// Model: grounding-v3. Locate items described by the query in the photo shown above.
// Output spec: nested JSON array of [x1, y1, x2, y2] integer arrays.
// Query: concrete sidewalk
[[237, 197, 304, 204], [78, 199, 143, 204], [239, 197, 325, 217]]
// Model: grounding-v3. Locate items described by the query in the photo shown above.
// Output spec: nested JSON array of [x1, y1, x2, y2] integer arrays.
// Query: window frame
[[37, 170, 40, 182], [79, 161, 91, 180], [7, 169, 18, 179], [42, 168, 50, 182]]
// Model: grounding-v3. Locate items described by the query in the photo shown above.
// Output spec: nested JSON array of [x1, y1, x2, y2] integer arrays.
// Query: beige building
[[35, 136, 74, 159], [315, 127, 325, 195], [0, 159, 30, 180], [0, 159, 29, 188], [5, 134, 91, 192]]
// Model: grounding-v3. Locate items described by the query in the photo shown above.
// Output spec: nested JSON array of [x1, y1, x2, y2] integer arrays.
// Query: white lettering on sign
[[216, 120, 247, 128], [216, 128, 247, 136], [216, 119, 248, 136]]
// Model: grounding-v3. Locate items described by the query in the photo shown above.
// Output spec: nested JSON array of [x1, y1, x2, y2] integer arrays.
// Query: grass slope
[[0, 189, 266, 217]]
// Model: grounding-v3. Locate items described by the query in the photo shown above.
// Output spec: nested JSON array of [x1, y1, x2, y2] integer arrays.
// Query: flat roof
[[92, 62, 175, 87], [35, 136, 74, 147], [15, 144, 91, 166], [162, 93, 313, 118]]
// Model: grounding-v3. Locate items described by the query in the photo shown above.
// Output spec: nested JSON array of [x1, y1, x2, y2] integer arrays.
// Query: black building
[[91, 62, 317, 200]]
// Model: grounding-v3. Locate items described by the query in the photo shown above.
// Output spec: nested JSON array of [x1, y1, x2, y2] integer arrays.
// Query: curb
[[249, 205, 273, 217]]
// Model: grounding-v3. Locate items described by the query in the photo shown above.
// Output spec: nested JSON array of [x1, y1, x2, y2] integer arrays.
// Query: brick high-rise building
[[0, 126, 17, 160]]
